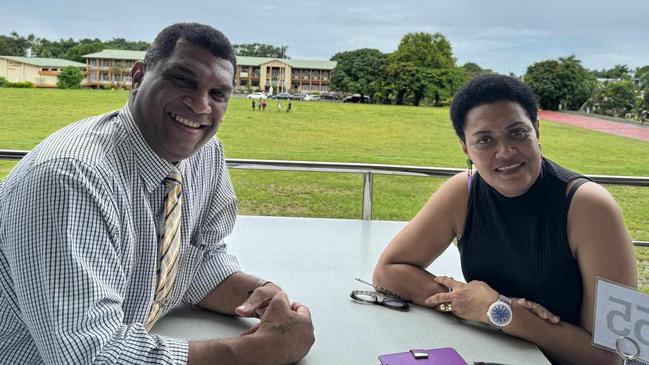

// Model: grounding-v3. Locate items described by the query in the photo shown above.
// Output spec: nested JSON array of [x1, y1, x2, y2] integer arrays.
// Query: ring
[[438, 303, 453, 312]]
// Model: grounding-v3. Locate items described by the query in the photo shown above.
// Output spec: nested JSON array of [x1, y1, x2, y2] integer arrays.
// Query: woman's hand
[[425, 276, 498, 323], [512, 298, 560, 324], [426, 276, 561, 325]]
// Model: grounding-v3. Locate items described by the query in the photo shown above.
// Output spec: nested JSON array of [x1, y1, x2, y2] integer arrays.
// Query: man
[[0, 23, 314, 364]]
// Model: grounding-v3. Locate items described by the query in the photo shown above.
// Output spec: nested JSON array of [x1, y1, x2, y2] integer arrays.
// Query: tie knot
[[164, 167, 182, 186]]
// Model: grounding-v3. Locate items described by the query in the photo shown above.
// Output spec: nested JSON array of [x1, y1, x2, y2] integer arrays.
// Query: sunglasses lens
[[381, 297, 409, 309], [350, 290, 377, 303]]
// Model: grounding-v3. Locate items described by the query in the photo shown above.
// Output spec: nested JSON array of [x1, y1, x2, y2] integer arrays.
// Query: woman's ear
[[533, 119, 540, 139], [460, 139, 469, 156]]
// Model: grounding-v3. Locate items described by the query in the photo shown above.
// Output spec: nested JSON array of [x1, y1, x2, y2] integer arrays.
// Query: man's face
[[130, 39, 234, 162]]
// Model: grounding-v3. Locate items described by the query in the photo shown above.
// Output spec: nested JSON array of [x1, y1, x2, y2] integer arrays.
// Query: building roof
[[0, 56, 86, 67], [237, 56, 337, 70], [82, 50, 337, 70], [82, 49, 147, 60]]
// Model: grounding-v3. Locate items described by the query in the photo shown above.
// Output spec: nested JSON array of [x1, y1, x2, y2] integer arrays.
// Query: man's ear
[[131, 61, 145, 91]]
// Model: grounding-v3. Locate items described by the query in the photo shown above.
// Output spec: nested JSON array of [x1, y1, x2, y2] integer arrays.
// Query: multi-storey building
[[235, 56, 336, 93], [82, 50, 142, 88], [82, 50, 337, 93], [0, 56, 87, 87]]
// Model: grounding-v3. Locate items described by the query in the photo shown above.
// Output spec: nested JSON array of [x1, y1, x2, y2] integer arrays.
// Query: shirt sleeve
[[183, 143, 240, 306], [2, 159, 188, 365]]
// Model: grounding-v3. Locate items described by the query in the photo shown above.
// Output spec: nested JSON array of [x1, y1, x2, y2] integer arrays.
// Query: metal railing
[[2, 149, 649, 247]]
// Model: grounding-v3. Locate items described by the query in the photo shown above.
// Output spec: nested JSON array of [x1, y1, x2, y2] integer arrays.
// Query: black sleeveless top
[[458, 158, 588, 326]]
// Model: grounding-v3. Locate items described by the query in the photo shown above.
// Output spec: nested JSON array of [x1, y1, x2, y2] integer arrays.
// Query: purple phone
[[378, 347, 468, 365]]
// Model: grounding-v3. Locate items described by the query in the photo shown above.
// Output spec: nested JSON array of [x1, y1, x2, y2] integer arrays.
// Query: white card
[[593, 277, 649, 362]]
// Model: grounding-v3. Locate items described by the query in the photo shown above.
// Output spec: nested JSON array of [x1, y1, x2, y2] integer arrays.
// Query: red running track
[[538, 110, 649, 142]]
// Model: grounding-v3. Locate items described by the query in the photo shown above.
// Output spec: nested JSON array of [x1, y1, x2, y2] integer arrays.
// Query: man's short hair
[[144, 23, 237, 74], [450, 74, 538, 142]]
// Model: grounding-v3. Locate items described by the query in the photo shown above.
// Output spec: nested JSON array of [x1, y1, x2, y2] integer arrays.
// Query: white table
[[153, 215, 550, 364]]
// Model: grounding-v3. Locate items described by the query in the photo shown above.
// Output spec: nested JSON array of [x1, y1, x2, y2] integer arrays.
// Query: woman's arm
[[373, 172, 470, 305], [427, 182, 637, 365]]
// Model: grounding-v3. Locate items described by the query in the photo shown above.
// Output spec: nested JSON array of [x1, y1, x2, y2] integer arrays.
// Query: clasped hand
[[235, 284, 315, 364], [425, 276, 560, 325]]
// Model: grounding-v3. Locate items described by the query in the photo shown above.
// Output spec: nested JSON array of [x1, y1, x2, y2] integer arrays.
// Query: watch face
[[489, 303, 512, 326]]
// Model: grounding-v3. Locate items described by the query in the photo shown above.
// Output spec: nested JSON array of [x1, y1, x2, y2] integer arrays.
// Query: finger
[[434, 276, 461, 290], [236, 290, 275, 317], [292, 302, 312, 318], [523, 300, 560, 323], [240, 322, 261, 336], [424, 292, 452, 307], [264, 291, 290, 313]]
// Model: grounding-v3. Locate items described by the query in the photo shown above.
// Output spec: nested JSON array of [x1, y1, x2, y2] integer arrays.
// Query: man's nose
[[182, 94, 212, 114]]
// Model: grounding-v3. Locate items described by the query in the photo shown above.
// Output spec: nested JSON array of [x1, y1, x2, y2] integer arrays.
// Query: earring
[[466, 158, 473, 176]]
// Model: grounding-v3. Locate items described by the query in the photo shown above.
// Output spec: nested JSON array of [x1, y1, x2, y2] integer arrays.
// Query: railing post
[[362, 172, 373, 220]]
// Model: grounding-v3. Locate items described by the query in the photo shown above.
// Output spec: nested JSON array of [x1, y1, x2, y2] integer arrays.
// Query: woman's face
[[461, 100, 542, 197]]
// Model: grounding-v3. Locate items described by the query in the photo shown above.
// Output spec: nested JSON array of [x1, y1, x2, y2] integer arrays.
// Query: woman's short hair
[[450, 74, 538, 142], [144, 23, 237, 74]]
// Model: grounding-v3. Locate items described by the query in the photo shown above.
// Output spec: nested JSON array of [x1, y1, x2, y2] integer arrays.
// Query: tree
[[592, 64, 632, 79], [524, 56, 595, 110], [0, 32, 32, 56], [389, 32, 455, 69], [635, 65, 649, 79], [591, 80, 637, 117], [427, 68, 470, 106], [462, 62, 491, 78], [382, 32, 457, 106], [63, 42, 104, 63], [57, 66, 83, 89], [330, 48, 386, 100], [233, 43, 290, 58]]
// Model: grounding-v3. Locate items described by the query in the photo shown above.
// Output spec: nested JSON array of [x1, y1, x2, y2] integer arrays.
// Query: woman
[[373, 74, 637, 365]]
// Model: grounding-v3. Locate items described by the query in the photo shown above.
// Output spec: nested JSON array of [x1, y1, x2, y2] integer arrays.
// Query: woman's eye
[[511, 129, 529, 139], [477, 137, 491, 144]]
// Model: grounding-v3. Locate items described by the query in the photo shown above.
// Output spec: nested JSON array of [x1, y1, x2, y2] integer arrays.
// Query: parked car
[[270, 92, 292, 100], [343, 94, 370, 103], [290, 93, 307, 100], [320, 92, 337, 101], [304, 94, 320, 101], [246, 92, 266, 99]]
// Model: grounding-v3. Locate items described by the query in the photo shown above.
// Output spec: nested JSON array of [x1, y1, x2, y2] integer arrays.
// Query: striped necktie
[[145, 167, 183, 330]]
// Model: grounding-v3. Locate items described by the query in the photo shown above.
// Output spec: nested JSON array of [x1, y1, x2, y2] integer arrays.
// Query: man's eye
[[210, 90, 228, 101], [172, 75, 190, 86]]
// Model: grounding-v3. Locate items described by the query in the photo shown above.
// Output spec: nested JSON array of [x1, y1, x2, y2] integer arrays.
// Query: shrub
[[0, 77, 7, 87], [57, 66, 83, 89], [5, 81, 33, 88]]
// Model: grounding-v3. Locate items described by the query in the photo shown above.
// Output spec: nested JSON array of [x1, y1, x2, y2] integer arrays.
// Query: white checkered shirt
[[0, 105, 240, 364]]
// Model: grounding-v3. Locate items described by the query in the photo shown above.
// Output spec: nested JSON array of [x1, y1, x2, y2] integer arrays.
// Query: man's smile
[[169, 112, 207, 129]]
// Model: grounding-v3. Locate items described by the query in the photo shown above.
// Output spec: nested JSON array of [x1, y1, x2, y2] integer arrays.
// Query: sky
[[2, 0, 648, 75]]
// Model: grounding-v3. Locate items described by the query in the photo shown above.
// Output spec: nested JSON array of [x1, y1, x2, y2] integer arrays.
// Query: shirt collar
[[118, 104, 185, 193]]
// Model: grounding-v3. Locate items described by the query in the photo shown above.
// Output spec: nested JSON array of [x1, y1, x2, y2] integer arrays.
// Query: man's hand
[[243, 292, 315, 364], [235, 282, 282, 318]]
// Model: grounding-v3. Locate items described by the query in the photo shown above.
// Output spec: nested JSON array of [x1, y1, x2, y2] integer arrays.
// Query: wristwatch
[[487, 295, 512, 329]]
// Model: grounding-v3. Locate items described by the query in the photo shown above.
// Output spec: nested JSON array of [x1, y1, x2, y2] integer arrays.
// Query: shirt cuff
[[157, 335, 189, 365], [183, 250, 241, 305]]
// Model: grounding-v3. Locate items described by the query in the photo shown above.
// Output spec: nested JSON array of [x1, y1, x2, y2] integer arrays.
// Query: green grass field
[[1, 88, 649, 290]]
